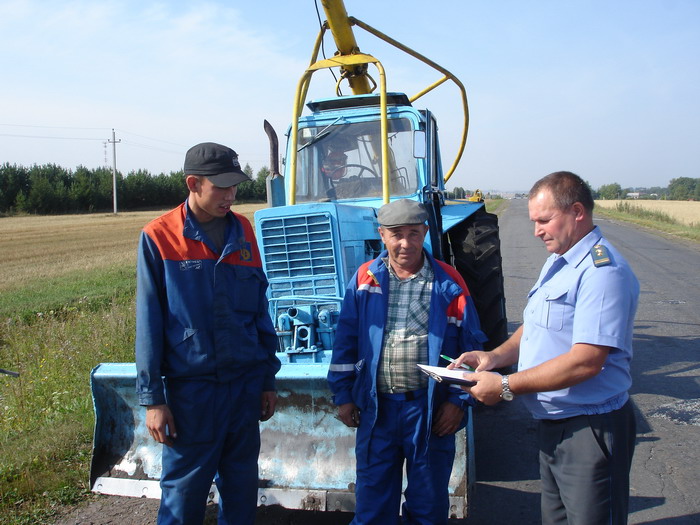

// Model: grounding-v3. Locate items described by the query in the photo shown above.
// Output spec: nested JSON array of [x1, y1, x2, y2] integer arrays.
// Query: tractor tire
[[448, 208, 508, 351]]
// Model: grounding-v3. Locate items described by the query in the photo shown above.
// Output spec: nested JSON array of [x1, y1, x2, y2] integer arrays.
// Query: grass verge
[[485, 198, 509, 215], [1, 265, 135, 323], [1, 286, 135, 523], [595, 202, 700, 243]]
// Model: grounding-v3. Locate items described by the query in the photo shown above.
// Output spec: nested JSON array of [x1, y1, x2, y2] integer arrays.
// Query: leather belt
[[378, 389, 427, 401]]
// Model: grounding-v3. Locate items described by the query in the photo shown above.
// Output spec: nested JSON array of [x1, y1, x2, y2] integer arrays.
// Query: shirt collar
[[183, 200, 239, 250], [559, 225, 603, 268], [381, 252, 432, 282]]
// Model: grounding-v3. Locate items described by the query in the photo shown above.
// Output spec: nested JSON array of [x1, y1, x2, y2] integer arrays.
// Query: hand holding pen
[[440, 354, 475, 372]]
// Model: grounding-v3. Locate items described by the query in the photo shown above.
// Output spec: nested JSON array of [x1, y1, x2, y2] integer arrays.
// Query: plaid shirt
[[377, 255, 433, 393]]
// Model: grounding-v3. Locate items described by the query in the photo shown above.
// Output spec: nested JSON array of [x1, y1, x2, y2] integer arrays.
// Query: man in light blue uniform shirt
[[452, 171, 639, 524]]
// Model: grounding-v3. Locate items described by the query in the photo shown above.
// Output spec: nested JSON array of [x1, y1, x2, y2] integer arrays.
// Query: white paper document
[[417, 364, 476, 386]]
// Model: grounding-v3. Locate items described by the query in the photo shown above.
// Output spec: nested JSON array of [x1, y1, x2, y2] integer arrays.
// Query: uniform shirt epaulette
[[591, 244, 612, 267]]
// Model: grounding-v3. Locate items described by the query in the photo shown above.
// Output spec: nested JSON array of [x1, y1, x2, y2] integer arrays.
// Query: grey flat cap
[[377, 199, 428, 227], [184, 142, 251, 188]]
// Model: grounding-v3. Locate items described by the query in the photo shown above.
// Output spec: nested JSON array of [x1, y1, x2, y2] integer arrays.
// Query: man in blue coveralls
[[453, 171, 639, 524], [328, 199, 486, 525], [135, 142, 281, 524]]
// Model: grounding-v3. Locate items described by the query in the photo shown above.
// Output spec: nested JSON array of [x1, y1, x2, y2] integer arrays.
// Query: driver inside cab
[[321, 147, 348, 181], [320, 140, 380, 200]]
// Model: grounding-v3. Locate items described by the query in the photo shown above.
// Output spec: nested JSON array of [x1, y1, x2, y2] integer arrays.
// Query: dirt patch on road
[[53, 494, 162, 525], [52, 494, 355, 525]]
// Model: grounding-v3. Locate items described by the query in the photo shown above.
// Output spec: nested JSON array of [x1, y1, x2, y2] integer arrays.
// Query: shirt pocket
[[232, 265, 263, 313], [351, 359, 370, 411], [165, 325, 208, 369], [164, 379, 215, 445], [539, 287, 570, 332]]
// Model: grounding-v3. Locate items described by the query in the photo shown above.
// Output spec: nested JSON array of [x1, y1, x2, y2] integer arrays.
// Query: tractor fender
[[440, 201, 486, 234]]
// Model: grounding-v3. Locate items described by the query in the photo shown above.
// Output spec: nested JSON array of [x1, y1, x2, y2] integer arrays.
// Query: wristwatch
[[500, 375, 514, 401]]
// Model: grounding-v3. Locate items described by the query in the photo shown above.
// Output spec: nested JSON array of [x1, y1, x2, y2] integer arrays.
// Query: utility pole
[[108, 129, 121, 214]]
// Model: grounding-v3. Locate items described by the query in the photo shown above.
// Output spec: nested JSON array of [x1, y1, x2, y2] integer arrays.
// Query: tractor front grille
[[258, 213, 340, 300]]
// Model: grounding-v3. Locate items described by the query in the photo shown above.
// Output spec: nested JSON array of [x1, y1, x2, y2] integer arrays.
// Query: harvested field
[[0, 203, 265, 292], [595, 200, 700, 226]]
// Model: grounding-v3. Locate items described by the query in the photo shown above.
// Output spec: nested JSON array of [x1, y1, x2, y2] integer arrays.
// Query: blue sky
[[1, 0, 698, 192]]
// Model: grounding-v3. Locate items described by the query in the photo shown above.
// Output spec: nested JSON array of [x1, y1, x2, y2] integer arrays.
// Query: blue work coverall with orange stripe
[[328, 250, 486, 525], [135, 201, 280, 524]]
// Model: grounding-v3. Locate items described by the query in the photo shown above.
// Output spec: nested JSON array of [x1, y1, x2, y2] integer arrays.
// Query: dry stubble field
[[0, 203, 265, 293], [3, 200, 696, 293], [595, 199, 700, 226]]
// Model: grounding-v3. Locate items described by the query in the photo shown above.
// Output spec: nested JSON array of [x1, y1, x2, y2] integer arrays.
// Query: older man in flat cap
[[328, 199, 486, 524], [135, 142, 281, 524]]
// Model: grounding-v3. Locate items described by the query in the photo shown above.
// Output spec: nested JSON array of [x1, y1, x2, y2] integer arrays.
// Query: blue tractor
[[89, 1, 506, 519]]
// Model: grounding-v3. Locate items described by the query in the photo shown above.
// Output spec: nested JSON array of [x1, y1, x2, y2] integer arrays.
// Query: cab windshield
[[294, 118, 419, 202]]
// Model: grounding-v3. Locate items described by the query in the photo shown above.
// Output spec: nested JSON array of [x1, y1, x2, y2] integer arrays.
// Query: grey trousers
[[538, 400, 636, 525]]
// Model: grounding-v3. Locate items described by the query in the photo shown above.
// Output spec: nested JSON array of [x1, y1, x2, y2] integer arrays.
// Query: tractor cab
[[291, 94, 423, 204]]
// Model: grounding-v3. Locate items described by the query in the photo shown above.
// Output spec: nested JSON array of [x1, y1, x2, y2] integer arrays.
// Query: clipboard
[[417, 364, 476, 386]]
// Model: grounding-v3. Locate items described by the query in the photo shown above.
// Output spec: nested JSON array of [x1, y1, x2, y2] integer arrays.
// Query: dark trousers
[[352, 391, 456, 525], [539, 400, 636, 525], [158, 376, 263, 525]]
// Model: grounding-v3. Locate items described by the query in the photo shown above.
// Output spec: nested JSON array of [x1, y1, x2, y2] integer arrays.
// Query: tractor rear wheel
[[448, 208, 508, 351]]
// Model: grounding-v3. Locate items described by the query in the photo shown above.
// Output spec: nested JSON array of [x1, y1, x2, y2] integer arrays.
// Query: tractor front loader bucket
[[90, 363, 164, 499], [257, 364, 358, 511], [89, 362, 358, 507]]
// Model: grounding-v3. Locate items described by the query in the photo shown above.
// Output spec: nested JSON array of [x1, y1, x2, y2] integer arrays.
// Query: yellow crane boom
[[291, 0, 469, 198]]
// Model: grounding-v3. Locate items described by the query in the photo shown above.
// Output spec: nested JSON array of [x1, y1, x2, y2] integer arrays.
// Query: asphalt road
[[464, 198, 700, 525], [55, 199, 700, 524]]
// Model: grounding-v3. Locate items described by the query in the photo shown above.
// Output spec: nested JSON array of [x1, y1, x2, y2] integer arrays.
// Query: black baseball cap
[[184, 142, 251, 188]]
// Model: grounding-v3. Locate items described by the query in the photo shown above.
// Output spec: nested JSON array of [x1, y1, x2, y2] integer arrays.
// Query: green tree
[[456, 187, 466, 199], [598, 183, 622, 200], [668, 177, 698, 200], [24, 176, 56, 213], [646, 186, 667, 199], [122, 170, 157, 209], [0, 163, 30, 213], [23, 164, 72, 213], [14, 191, 28, 211], [586, 181, 599, 199], [164, 171, 187, 206], [254, 166, 270, 200], [70, 165, 102, 211], [236, 163, 266, 202]]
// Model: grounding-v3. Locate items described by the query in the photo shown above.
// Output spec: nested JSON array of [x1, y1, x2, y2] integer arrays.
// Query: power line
[[1, 131, 181, 156], [0, 133, 104, 141], [115, 129, 186, 148], [119, 139, 182, 155], [1, 125, 187, 151], [0, 125, 269, 171], [0, 123, 107, 131]]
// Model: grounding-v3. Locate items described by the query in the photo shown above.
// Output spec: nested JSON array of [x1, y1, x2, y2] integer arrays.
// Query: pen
[[440, 354, 475, 371]]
